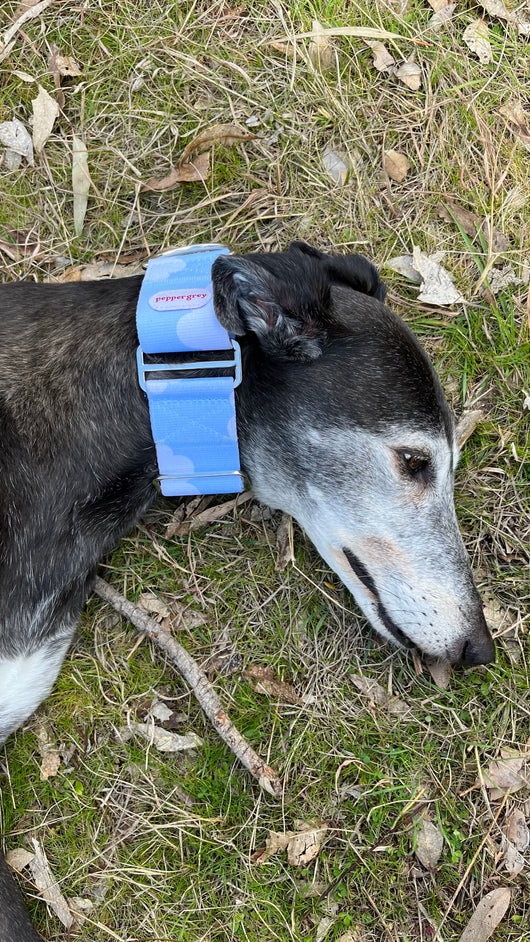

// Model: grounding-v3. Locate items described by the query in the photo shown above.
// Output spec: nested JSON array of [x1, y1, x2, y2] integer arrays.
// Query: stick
[[455, 409, 484, 449], [93, 576, 282, 797]]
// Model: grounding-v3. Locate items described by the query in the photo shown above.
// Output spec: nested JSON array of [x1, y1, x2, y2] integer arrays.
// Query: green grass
[[1, 0, 529, 939]]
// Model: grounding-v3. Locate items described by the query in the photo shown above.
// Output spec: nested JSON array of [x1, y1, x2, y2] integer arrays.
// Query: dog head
[[212, 243, 494, 666]]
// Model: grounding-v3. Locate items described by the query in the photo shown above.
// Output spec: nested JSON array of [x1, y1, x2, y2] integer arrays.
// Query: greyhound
[[0, 242, 493, 940]]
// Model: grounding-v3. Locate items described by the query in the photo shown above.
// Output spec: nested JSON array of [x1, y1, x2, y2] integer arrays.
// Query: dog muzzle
[[136, 244, 244, 496]]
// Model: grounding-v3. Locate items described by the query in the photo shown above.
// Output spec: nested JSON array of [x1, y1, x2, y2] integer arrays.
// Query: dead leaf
[[502, 808, 529, 875], [430, 3, 456, 28], [40, 748, 61, 780], [315, 913, 338, 942], [487, 264, 521, 294], [287, 821, 329, 867], [482, 751, 529, 798], [481, 0, 530, 35], [57, 261, 143, 282], [29, 839, 73, 928], [427, 0, 449, 9], [415, 819, 444, 869], [0, 118, 34, 165], [384, 149, 410, 182], [385, 254, 423, 283], [463, 19, 493, 64], [48, 48, 81, 77], [244, 664, 302, 705], [499, 100, 530, 151], [142, 152, 210, 191], [395, 61, 422, 90], [425, 657, 452, 689], [138, 592, 170, 619], [269, 40, 296, 56], [351, 674, 412, 719], [322, 146, 350, 185], [309, 19, 335, 72], [68, 897, 95, 925], [167, 490, 253, 537], [179, 123, 256, 165], [437, 202, 510, 253], [455, 410, 484, 449], [412, 246, 464, 306], [72, 135, 90, 237], [276, 514, 294, 570], [118, 722, 203, 752], [5, 847, 35, 871], [32, 85, 59, 153], [456, 887, 511, 942], [253, 830, 292, 864], [367, 40, 395, 72]]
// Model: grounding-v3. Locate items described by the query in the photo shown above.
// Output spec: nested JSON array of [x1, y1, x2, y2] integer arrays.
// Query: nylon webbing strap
[[136, 245, 244, 496]]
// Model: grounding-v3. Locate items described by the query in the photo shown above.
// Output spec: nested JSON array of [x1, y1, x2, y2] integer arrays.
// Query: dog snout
[[454, 632, 495, 667]]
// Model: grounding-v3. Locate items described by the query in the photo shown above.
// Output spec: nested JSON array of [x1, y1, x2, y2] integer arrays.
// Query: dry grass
[[1, 0, 529, 940]]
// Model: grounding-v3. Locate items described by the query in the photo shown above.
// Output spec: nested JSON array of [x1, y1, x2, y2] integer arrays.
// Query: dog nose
[[461, 634, 495, 667]]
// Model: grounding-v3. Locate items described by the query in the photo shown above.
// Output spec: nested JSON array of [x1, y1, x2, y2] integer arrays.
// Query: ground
[[0, 1, 529, 940]]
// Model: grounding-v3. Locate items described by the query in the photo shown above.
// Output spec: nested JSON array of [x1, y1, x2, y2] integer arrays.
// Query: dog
[[0, 242, 494, 940]]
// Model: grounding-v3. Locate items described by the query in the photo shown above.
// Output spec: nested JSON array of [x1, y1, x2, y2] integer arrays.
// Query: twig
[[93, 576, 282, 797], [455, 409, 484, 449]]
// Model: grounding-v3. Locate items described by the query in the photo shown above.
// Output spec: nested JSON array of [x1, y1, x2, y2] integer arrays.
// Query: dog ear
[[211, 253, 328, 361], [290, 241, 386, 303]]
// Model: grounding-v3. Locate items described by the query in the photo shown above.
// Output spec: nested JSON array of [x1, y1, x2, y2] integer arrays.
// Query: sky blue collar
[[136, 244, 244, 497]]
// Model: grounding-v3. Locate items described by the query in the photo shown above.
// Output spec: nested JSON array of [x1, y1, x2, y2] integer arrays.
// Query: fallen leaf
[[437, 202, 510, 253], [367, 40, 395, 72], [32, 85, 59, 153], [385, 254, 423, 283], [68, 897, 95, 925], [395, 61, 422, 90], [309, 19, 335, 72], [167, 490, 253, 536], [72, 135, 90, 237], [456, 887, 511, 942], [179, 123, 256, 165], [425, 657, 452, 689], [315, 913, 338, 942], [502, 808, 529, 875], [487, 264, 521, 294], [322, 146, 350, 185], [415, 819, 444, 869], [138, 592, 170, 619], [427, 0, 449, 9], [29, 839, 73, 928], [142, 151, 210, 191], [481, 0, 530, 35], [57, 261, 143, 282], [499, 100, 530, 151], [430, 3, 456, 28], [118, 722, 203, 752], [245, 664, 302, 705], [0, 118, 34, 165], [412, 246, 464, 306], [276, 513, 294, 570], [39, 748, 61, 780], [48, 48, 82, 77], [482, 751, 529, 798], [383, 149, 410, 182], [463, 19, 493, 64], [147, 700, 174, 723], [287, 821, 329, 867], [351, 675, 412, 719], [455, 410, 485, 449], [269, 40, 296, 56], [12, 69, 35, 82], [5, 847, 35, 871], [252, 830, 292, 864]]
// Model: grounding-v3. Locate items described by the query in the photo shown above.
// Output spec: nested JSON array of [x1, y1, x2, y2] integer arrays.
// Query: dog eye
[[399, 451, 429, 476]]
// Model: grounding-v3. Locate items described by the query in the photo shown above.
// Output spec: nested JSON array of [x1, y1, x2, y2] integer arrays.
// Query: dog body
[[0, 243, 493, 938]]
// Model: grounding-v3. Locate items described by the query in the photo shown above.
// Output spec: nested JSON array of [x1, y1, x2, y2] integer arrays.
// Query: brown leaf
[[481, 0, 530, 35], [72, 135, 90, 237], [276, 513, 294, 570], [142, 151, 210, 192], [502, 808, 529, 875], [244, 664, 302, 705], [29, 839, 73, 928], [252, 830, 292, 864], [456, 887, 511, 942], [395, 61, 422, 90], [57, 261, 143, 282], [32, 85, 59, 153], [437, 202, 510, 253], [482, 751, 529, 798], [308, 19, 335, 73], [499, 100, 530, 150], [463, 19, 493, 64], [48, 48, 82, 77], [455, 410, 485, 449], [351, 675, 412, 719], [268, 40, 296, 56], [414, 819, 444, 869], [167, 491, 253, 537], [39, 748, 61, 781], [5, 847, 34, 871], [427, 0, 449, 9], [425, 657, 452, 689], [287, 821, 328, 867], [138, 592, 170, 619], [367, 40, 395, 72], [179, 123, 256, 165], [383, 149, 410, 182]]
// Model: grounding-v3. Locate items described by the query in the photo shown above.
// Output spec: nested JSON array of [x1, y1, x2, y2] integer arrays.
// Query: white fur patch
[[0, 636, 72, 744]]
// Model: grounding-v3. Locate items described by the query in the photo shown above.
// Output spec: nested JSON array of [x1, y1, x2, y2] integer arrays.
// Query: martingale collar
[[136, 244, 244, 496]]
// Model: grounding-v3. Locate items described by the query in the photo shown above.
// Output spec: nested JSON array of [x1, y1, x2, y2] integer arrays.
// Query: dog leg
[[0, 633, 73, 746]]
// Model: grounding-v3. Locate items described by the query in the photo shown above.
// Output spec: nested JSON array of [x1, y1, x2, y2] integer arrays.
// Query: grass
[[1, 0, 529, 939]]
